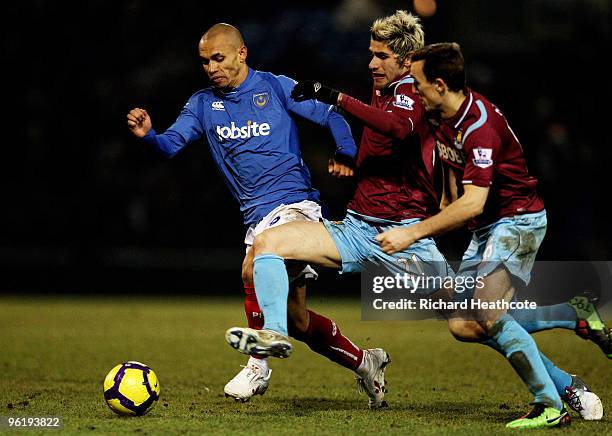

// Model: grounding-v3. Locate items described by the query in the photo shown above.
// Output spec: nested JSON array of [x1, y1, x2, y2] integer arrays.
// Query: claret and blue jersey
[[143, 68, 356, 226]]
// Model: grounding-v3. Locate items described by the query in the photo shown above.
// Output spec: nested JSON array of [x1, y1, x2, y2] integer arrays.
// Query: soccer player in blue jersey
[[127, 23, 387, 405]]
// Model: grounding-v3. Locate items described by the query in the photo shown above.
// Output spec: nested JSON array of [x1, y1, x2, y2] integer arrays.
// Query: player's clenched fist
[[126, 108, 152, 138], [375, 227, 419, 254], [328, 158, 354, 178]]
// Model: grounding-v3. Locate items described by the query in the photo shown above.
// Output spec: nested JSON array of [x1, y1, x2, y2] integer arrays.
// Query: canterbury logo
[[314, 82, 321, 93], [212, 101, 225, 111]]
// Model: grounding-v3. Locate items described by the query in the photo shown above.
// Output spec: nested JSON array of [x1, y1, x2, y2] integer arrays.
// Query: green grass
[[0, 295, 610, 435]]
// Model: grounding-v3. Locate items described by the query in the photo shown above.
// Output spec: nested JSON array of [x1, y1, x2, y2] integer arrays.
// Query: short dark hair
[[411, 42, 466, 92]]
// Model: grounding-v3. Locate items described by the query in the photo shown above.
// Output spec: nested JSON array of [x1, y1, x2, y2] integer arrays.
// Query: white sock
[[248, 356, 269, 373]]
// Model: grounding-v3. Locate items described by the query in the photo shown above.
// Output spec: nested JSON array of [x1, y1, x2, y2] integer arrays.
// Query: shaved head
[[198, 23, 248, 89], [201, 23, 244, 49]]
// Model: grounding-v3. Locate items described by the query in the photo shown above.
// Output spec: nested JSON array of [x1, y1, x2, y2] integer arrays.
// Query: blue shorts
[[323, 211, 452, 294], [457, 210, 547, 287]]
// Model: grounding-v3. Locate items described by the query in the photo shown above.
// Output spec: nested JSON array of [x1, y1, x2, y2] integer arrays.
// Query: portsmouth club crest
[[253, 92, 269, 109]]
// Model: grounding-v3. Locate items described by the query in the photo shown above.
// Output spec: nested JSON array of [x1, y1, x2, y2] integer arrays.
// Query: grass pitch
[[0, 295, 610, 435]]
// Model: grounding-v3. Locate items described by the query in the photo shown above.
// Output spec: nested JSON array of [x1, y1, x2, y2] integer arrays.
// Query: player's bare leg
[[226, 222, 341, 356], [257, 221, 344, 267], [227, 221, 390, 407], [429, 286, 486, 342], [226, 222, 342, 354]]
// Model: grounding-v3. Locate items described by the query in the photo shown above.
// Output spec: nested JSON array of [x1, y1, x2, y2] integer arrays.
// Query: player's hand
[[376, 227, 419, 254], [127, 107, 152, 138], [328, 158, 354, 178], [291, 80, 340, 105]]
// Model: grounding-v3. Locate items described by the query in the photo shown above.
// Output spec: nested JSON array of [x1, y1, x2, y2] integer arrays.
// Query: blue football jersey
[[143, 68, 356, 226]]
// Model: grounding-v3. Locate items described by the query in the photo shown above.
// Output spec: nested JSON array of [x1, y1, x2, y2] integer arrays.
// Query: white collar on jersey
[[454, 92, 473, 129]]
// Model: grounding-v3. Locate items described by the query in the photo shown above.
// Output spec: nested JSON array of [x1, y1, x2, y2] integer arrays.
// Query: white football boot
[[224, 359, 272, 402], [562, 375, 604, 420], [355, 348, 390, 409], [225, 327, 292, 358]]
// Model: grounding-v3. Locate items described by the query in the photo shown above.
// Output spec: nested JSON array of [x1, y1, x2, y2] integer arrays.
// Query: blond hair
[[371, 10, 424, 64]]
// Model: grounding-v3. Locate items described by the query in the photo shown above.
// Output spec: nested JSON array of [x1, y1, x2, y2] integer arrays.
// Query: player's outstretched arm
[[376, 185, 489, 254], [291, 80, 340, 105], [126, 100, 204, 158], [127, 108, 152, 138], [292, 80, 417, 140]]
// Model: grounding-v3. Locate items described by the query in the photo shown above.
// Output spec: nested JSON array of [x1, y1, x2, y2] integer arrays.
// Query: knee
[[448, 319, 487, 342], [253, 230, 284, 257]]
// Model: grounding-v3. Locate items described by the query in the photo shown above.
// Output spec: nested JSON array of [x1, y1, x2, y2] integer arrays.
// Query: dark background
[[1, 0, 610, 294]]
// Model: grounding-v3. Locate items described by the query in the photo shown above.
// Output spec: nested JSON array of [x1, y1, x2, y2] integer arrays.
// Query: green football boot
[[506, 404, 571, 429], [569, 292, 612, 359]]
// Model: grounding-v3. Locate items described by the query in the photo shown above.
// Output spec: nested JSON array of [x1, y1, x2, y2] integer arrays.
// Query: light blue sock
[[538, 353, 573, 396], [483, 339, 572, 397], [509, 303, 577, 333], [253, 254, 289, 336], [490, 314, 563, 410]]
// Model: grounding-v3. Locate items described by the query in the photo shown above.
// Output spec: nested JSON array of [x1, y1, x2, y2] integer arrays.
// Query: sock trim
[[254, 254, 284, 262]]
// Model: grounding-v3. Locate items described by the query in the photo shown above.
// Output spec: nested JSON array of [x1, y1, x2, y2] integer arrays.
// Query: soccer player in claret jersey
[[226, 13, 606, 421], [126, 23, 387, 406], [377, 42, 607, 427], [225, 10, 450, 409]]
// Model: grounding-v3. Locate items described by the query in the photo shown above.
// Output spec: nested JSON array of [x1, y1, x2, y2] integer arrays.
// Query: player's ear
[[403, 55, 411, 70], [239, 45, 247, 63], [434, 78, 446, 95]]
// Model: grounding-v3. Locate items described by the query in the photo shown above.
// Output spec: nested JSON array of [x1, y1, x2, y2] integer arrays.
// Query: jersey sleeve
[[274, 75, 357, 159], [338, 82, 422, 140], [142, 93, 205, 158], [460, 126, 501, 187]]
